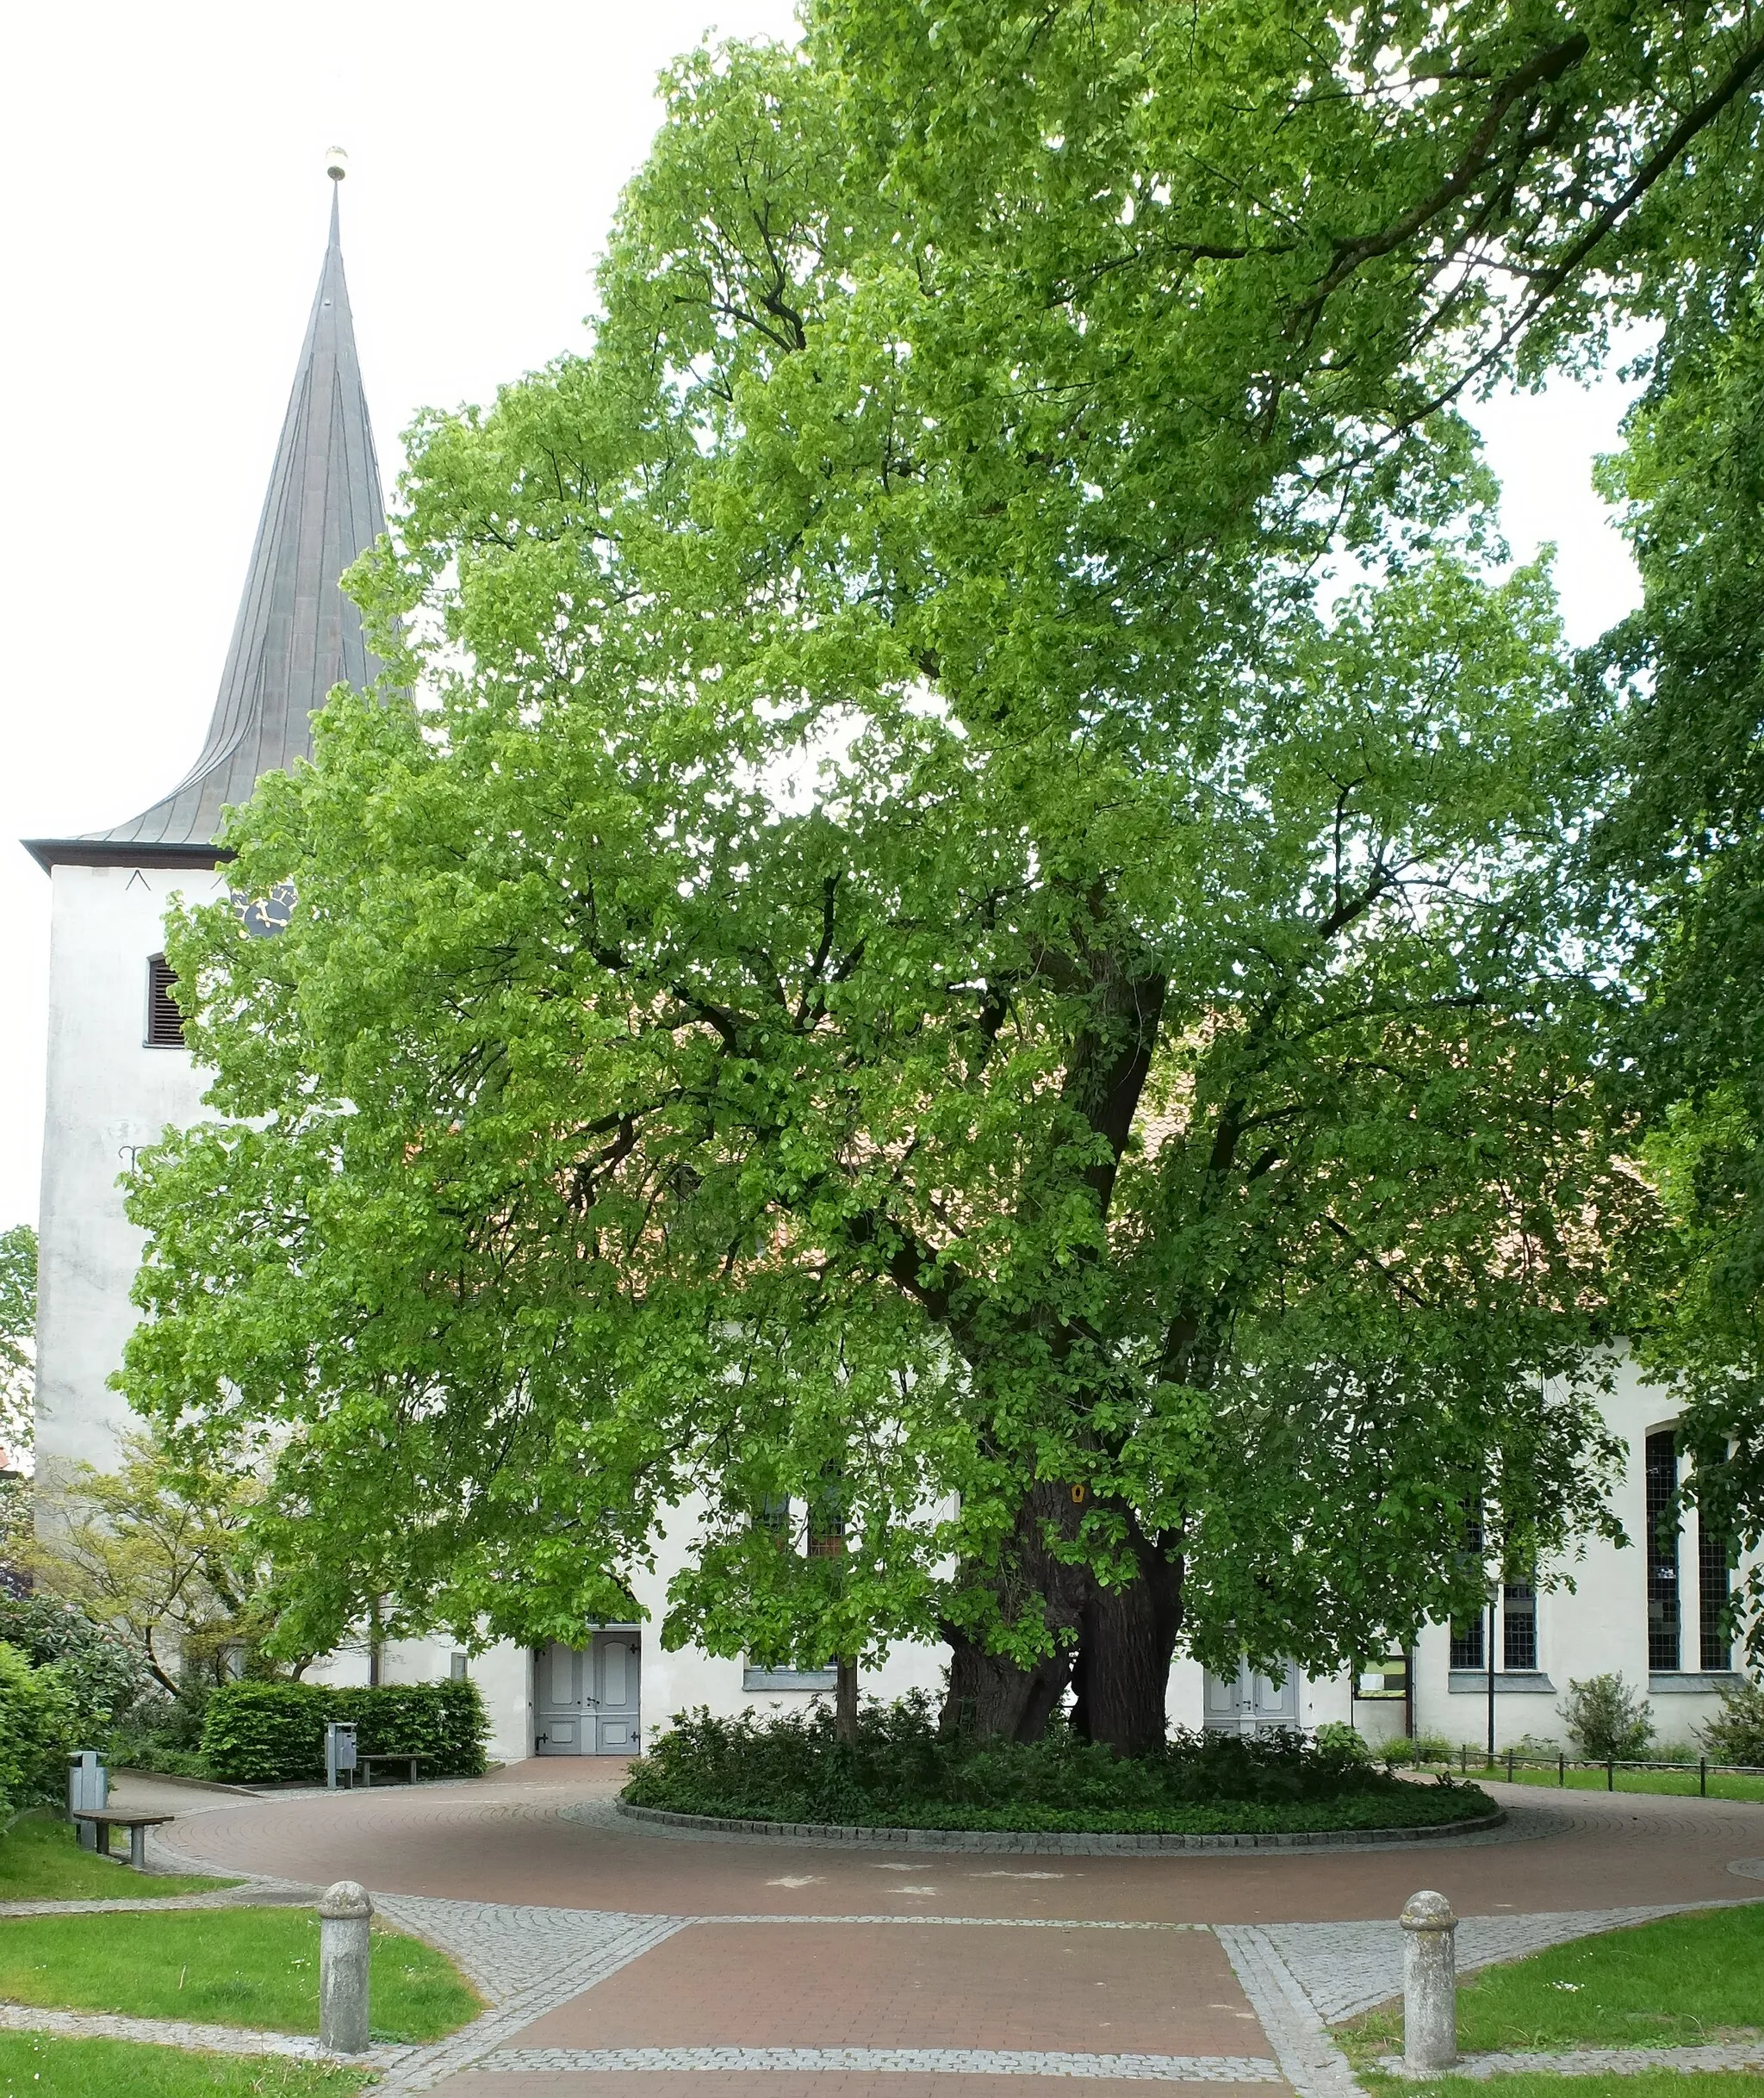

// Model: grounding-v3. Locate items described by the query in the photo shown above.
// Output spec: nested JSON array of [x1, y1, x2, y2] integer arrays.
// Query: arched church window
[[146, 953, 184, 1048]]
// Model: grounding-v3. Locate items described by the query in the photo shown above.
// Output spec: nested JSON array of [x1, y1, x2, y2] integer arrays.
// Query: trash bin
[[325, 1722, 358, 1791], [67, 1750, 107, 1847]]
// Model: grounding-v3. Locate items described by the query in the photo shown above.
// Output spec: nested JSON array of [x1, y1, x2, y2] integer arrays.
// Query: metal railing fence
[[1406, 1747, 1764, 1794]]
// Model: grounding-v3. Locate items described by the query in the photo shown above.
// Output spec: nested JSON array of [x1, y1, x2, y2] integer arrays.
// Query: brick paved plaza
[[115, 1762, 1764, 2095]]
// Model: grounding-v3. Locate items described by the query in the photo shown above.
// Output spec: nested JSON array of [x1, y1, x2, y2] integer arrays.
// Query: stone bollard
[[318, 1880, 374, 2055], [1400, 1890, 1458, 2071]]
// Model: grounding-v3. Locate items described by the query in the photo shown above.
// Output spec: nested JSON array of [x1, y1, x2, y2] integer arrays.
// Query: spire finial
[[326, 145, 348, 183]]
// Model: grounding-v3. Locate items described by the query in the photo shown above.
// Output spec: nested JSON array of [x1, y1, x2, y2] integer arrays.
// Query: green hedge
[[200, 1679, 489, 1785], [624, 1696, 1501, 1834]]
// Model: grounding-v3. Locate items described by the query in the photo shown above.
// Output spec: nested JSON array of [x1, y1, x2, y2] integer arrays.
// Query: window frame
[[1645, 1429, 1681, 1673]]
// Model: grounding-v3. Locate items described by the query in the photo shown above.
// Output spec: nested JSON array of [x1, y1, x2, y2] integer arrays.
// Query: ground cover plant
[[1339, 1906, 1764, 2058], [0, 1812, 235, 1902], [0, 2033, 370, 2098], [0, 1908, 481, 2044], [624, 1699, 1496, 1833]]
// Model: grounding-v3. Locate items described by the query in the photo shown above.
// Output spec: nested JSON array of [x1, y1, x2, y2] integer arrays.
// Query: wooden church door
[[1202, 1660, 1301, 1736], [536, 1633, 642, 1754]]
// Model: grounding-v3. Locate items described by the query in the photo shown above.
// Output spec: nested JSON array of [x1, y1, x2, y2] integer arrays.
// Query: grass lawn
[[1360, 2074, 1764, 2098], [0, 1816, 237, 1902], [0, 2033, 370, 2097], [0, 1908, 481, 2045], [1339, 1906, 1764, 2058], [1494, 1764, 1764, 1804]]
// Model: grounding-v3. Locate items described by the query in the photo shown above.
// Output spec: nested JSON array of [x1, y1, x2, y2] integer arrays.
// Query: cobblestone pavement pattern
[[22, 1769, 1754, 2093]]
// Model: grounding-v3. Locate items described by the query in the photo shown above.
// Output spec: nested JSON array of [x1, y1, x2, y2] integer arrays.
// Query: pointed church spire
[[29, 174, 387, 869]]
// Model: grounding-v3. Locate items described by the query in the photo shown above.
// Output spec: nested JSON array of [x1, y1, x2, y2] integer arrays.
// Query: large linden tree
[[125, 0, 1764, 1748]]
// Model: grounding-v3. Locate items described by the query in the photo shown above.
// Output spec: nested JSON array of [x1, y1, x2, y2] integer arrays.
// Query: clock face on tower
[[231, 879, 297, 939]]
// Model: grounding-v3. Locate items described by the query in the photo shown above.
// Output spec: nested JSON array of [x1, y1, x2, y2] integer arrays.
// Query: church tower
[[24, 177, 387, 1483]]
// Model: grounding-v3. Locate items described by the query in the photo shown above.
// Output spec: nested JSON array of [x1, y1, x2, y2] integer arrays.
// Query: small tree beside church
[[28, 1433, 297, 1700]]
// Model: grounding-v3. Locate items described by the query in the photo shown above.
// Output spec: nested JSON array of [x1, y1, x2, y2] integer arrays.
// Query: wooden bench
[[352, 1752, 431, 1789], [71, 1809, 175, 1871]]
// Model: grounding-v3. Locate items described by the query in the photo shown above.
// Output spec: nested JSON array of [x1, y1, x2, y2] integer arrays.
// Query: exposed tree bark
[[1068, 1538, 1184, 1758], [939, 1480, 1183, 1752], [940, 1632, 1076, 1743]]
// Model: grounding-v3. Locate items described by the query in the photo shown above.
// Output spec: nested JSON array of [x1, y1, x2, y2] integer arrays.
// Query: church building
[[24, 185, 1750, 1769]]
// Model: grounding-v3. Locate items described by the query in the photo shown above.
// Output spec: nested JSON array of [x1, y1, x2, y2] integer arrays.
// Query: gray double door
[[1202, 1660, 1301, 1736], [537, 1631, 641, 1754]]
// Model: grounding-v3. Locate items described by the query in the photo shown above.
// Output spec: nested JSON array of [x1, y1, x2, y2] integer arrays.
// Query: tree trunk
[[941, 1484, 1183, 1755], [835, 1656, 860, 1745], [1068, 1544, 1183, 1758], [939, 1632, 1076, 1742]]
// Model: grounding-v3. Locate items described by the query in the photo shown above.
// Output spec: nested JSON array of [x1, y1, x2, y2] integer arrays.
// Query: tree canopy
[[1592, 276, 1764, 1655], [124, 0, 1764, 1745]]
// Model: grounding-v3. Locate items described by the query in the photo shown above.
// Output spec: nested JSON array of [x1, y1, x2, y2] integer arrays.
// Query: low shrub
[[0, 1642, 78, 1817], [623, 1695, 1497, 1834], [1699, 1678, 1764, 1766], [0, 1593, 147, 1745], [201, 1679, 488, 1785], [1312, 1722, 1372, 1760], [1652, 1738, 1701, 1766], [108, 1687, 213, 1778], [1381, 1733, 1453, 1767], [1559, 1673, 1654, 1761]]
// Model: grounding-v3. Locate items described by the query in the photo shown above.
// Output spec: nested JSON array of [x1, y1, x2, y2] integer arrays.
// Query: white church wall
[[309, 1496, 953, 1766], [35, 861, 227, 1478]]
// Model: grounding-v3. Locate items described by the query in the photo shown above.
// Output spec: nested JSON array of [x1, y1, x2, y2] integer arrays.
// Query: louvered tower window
[[146, 954, 184, 1048]]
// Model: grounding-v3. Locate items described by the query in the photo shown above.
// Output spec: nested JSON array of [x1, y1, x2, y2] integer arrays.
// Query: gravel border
[[473, 2045, 1287, 2079], [0, 1999, 413, 2070], [612, 1799, 1506, 1854]]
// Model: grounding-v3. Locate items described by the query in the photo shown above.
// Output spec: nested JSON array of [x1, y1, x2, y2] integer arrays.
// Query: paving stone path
[[5, 1771, 1755, 2092]]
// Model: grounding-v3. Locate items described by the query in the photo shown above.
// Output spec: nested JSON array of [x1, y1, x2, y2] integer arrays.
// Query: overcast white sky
[[0, 2, 1646, 1235]]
